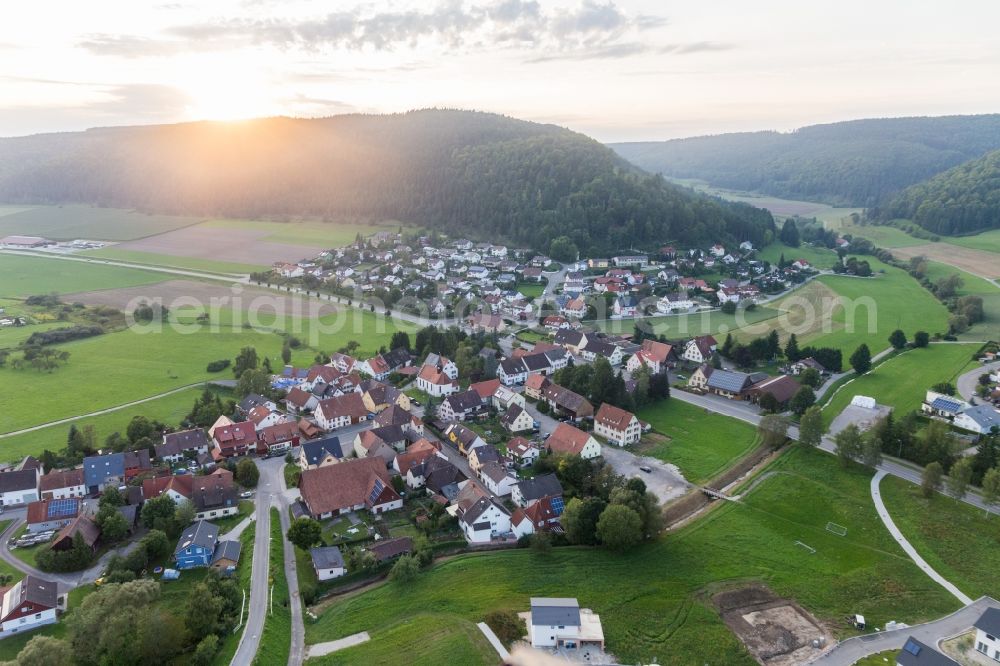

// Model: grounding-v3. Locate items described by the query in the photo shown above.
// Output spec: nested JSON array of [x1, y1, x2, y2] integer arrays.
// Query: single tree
[[758, 414, 790, 449], [757, 392, 781, 414], [286, 517, 323, 551], [281, 341, 292, 365], [834, 424, 864, 467], [784, 333, 800, 362], [798, 406, 824, 447], [798, 367, 821, 388], [596, 504, 643, 552], [981, 467, 1000, 517], [920, 462, 944, 499], [235, 458, 260, 487], [947, 457, 974, 500], [913, 331, 930, 348], [560, 497, 605, 546], [861, 435, 882, 468], [888, 329, 907, 350], [233, 346, 259, 377], [849, 344, 872, 374], [789, 386, 816, 415], [389, 554, 421, 582], [175, 500, 197, 528]]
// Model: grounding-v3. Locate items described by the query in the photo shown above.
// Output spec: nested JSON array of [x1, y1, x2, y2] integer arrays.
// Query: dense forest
[[877, 148, 1000, 235], [610, 115, 1000, 207], [0, 109, 774, 254]]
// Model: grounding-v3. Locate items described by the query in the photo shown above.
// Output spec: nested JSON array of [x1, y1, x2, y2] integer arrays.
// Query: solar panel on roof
[[47, 498, 78, 519], [550, 496, 565, 516], [368, 478, 385, 505], [903, 640, 921, 656]]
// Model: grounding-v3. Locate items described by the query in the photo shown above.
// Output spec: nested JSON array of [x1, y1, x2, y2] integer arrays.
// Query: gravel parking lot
[[601, 444, 692, 502]]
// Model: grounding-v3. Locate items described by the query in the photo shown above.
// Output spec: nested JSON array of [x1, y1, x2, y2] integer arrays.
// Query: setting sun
[[182, 68, 276, 122]]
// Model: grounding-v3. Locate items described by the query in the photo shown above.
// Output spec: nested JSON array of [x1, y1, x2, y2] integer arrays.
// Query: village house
[[704, 369, 761, 400], [82, 450, 150, 495], [442, 423, 487, 457], [393, 439, 440, 476], [657, 291, 695, 313], [681, 335, 718, 364], [283, 387, 319, 414], [211, 421, 257, 459], [438, 390, 489, 422], [0, 575, 59, 636], [974, 608, 1000, 661], [525, 374, 551, 400], [314, 393, 370, 431], [511, 495, 562, 537], [626, 339, 676, 375], [174, 520, 220, 569], [299, 457, 402, 519], [790, 357, 827, 375], [38, 469, 85, 500], [359, 380, 411, 413], [298, 436, 345, 470], [25, 497, 81, 533], [247, 406, 288, 431], [545, 423, 602, 459], [543, 383, 595, 421], [310, 546, 347, 581], [51, 515, 100, 553], [579, 337, 624, 366], [466, 313, 506, 333], [257, 421, 300, 456], [156, 428, 211, 463], [352, 427, 406, 465], [954, 404, 1000, 435], [507, 437, 540, 468], [501, 404, 535, 433], [594, 403, 642, 446], [561, 296, 587, 319], [529, 598, 605, 651], [459, 496, 512, 543], [512, 473, 564, 508]]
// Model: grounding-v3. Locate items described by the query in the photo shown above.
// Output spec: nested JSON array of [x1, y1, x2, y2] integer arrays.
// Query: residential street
[[957, 359, 1000, 401], [273, 457, 306, 666], [809, 596, 1000, 666], [230, 463, 275, 666]]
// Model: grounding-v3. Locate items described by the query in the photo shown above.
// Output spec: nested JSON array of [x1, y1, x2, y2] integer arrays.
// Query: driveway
[[957, 360, 1000, 402]]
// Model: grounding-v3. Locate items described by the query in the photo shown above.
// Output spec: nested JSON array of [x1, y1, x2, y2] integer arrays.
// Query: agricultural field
[[200, 218, 409, 248], [891, 243, 1000, 280], [0, 306, 398, 434], [757, 241, 841, 270], [825, 221, 927, 249], [919, 260, 1000, 342], [943, 228, 1000, 255], [804, 258, 950, 354], [306, 447, 959, 664], [0, 205, 203, 241], [0, 253, 167, 298], [880, 475, 1000, 600], [635, 399, 760, 484], [80, 247, 264, 275], [667, 178, 862, 224], [820, 344, 979, 426]]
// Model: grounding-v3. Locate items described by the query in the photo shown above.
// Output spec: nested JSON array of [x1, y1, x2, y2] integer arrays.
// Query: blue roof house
[[174, 520, 219, 569]]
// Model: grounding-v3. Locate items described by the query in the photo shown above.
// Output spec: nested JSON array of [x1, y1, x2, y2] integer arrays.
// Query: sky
[[2, 0, 999, 142]]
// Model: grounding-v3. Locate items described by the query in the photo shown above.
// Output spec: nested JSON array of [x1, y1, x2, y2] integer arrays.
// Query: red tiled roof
[[316, 393, 369, 422], [469, 379, 501, 400], [299, 457, 397, 516], [545, 423, 593, 456], [595, 403, 636, 431], [39, 469, 84, 492], [641, 339, 674, 363]]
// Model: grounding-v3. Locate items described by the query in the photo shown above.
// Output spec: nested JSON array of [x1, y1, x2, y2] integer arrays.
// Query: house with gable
[[174, 520, 219, 569], [594, 403, 642, 446], [299, 457, 402, 519], [544, 423, 601, 459], [298, 436, 344, 470], [681, 335, 718, 364], [314, 393, 369, 431], [211, 421, 257, 459], [0, 575, 59, 635]]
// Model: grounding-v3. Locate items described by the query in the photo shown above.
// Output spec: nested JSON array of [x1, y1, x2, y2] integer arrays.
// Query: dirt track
[[64, 279, 338, 318]]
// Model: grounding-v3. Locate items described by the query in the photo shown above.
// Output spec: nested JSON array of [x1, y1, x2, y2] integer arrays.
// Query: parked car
[[639, 465, 652, 473], [240, 491, 254, 499]]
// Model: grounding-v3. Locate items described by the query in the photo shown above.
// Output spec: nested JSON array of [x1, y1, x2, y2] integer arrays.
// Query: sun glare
[[181, 69, 275, 122]]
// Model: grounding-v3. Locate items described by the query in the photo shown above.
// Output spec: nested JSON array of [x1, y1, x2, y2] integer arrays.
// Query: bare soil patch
[[116, 225, 318, 265], [64, 279, 338, 318], [714, 585, 831, 666], [893, 244, 1000, 279]]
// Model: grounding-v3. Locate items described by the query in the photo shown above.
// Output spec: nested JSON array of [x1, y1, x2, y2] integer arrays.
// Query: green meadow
[[0, 253, 167, 298], [306, 447, 959, 665], [80, 247, 264, 275], [636, 399, 760, 484], [201, 219, 410, 248], [820, 344, 979, 426], [757, 241, 841, 270], [920, 260, 1000, 342], [941, 228, 1000, 255]]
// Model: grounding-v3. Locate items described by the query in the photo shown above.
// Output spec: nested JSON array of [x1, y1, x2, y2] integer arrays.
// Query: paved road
[[871, 470, 972, 605], [273, 458, 306, 666], [810, 596, 1000, 665], [0, 249, 246, 282], [670, 380, 1000, 517], [957, 360, 1000, 402], [230, 464, 274, 666], [0, 382, 207, 438]]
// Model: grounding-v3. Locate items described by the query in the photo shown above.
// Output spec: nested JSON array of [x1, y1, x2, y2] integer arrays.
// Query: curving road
[[956, 360, 1000, 402], [230, 463, 274, 666]]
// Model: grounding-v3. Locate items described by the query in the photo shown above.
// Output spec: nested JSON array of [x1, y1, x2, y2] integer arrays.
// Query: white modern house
[[528, 597, 605, 651]]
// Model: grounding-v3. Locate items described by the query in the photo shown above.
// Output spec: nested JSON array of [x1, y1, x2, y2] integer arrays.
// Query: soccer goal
[[794, 540, 816, 554], [826, 522, 848, 537]]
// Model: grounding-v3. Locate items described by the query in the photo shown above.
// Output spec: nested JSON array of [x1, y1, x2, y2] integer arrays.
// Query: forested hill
[[0, 109, 774, 254], [878, 148, 1000, 235], [610, 114, 1000, 207]]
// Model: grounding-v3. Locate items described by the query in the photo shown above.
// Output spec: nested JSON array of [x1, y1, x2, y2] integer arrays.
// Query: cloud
[[526, 42, 651, 63], [80, 0, 666, 58], [660, 41, 733, 55]]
